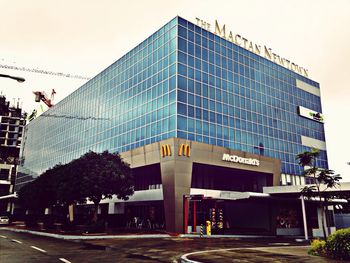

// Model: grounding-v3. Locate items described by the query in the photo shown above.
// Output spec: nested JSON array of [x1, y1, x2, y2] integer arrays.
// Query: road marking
[[59, 258, 72, 263], [180, 245, 310, 263], [30, 246, 47, 253], [268, 243, 291, 246], [11, 239, 23, 244], [0, 235, 7, 238]]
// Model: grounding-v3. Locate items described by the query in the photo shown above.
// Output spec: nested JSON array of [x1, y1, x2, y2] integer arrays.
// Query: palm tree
[[297, 149, 341, 240]]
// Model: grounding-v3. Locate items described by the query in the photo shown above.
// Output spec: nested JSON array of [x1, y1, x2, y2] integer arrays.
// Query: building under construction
[[0, 95, 26, 215]]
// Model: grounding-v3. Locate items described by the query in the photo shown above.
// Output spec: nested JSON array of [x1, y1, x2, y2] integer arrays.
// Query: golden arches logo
[[161, 144, 171, 157], [178, 144, 191, 157]]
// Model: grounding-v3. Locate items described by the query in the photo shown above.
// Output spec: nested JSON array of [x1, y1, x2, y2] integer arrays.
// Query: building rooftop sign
[[195, 18, 309, 78]]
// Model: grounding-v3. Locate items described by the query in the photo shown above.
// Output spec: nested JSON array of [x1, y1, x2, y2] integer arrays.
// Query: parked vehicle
[[0, 216, 10, 225]]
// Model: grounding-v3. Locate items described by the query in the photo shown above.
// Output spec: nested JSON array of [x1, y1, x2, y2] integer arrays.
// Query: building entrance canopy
[[190, 188, 270, 201], [264, 183, 350, 202]]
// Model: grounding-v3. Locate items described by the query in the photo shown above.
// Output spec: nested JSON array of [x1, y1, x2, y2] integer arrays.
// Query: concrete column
[[183, 196, 188, 233], [108, 202, 115, 214], [193, 200, 197, 232], [316, 207, 329, 236], [160, 139, 193, 233], [160, 158, 192, 233], [301, 196, 308, 240], [272, 160, 282, 186], [68, 204, 74, 222]]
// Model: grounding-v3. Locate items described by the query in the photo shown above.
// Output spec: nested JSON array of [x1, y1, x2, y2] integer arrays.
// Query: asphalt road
[[0, 229, 311, 263], [1, 230, 116, 263]]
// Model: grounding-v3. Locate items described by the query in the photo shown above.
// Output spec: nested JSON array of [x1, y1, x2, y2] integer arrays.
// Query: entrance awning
[[263, 184, 349, 204], [264, 182, 350, 195], [190, 188, 270, 201]]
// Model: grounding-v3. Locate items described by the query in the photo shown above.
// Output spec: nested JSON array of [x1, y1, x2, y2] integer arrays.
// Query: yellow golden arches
[[161, 144, 171, 157], [178, 144, 190, 157]]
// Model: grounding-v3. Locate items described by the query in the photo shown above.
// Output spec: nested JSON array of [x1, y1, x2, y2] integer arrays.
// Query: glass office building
[[17, 16, 327, 187], [16, 16, 329, 234]]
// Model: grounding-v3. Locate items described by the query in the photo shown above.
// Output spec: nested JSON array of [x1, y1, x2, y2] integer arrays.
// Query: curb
[[0, 227, 309, 241], [0, 227, 172, 240], [179, 234, 276, 238]]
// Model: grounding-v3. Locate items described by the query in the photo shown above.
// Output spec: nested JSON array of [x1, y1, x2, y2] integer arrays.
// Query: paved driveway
[[1, 229, 342, 263]]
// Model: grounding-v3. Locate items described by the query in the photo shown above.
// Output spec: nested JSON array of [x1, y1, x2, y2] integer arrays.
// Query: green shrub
[[325, 228, 350, 260], [308, 239, 326, 256]]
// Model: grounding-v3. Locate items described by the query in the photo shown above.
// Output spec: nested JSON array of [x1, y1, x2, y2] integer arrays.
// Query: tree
[[55, 161, 87, 207], [19, 151, 134, 224], [18, 164, 63, 213], [18, 180, 43, 213], [66, 151, 134, 222], [18, 164, 65, 226], [297, 148, 342, 240]]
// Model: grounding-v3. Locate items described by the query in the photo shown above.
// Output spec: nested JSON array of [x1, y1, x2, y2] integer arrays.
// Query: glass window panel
[[178, 115, 187, 130], [178, 102, 187, 115], [178, 37, 187, 52]]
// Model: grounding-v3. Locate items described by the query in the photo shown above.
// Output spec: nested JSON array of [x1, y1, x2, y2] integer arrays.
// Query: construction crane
[[0, 64, 90, 80], [33, 89, 56, 108]]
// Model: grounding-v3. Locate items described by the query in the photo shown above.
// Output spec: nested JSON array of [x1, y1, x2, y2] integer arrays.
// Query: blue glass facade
[[17, 16, 327, 188], [17, 17, 178, 187], [175, 17, 327, 178]]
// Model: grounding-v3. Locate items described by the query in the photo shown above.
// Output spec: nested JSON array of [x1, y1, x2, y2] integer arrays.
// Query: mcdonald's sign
[[178, 144, 191, 157], [161, 144, 172, 157]]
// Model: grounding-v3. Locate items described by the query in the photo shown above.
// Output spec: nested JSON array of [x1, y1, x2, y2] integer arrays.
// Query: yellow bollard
[[206, 220, 211, 236]]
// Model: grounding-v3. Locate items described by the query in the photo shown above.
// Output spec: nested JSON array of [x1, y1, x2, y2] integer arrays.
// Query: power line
[[28, 109, 110, 122], [40, 113, 109, 121], [0, 64, 90, 80]]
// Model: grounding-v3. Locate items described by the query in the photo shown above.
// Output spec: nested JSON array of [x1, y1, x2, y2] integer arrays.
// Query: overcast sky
[[1, 0, 349, 179]]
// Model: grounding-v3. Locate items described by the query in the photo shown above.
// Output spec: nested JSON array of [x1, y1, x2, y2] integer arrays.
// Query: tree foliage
[[55, 161, 87, 206], [18, 164, 63, 212], [69, 151, 134, 222], [74, 151, 133, 203], [297, 148, 341, 239], [18, 151, 134, 222]]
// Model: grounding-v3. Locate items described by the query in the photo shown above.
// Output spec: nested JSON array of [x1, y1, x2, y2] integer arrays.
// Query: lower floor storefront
[[182, 194, 335, 237], [10, 189, 339, 239], [81, 188, 337, 239], [11, 138, 344, 238]]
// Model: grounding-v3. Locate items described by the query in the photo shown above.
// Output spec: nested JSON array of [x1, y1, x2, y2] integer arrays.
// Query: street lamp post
[[0, 73, 25, 83]]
